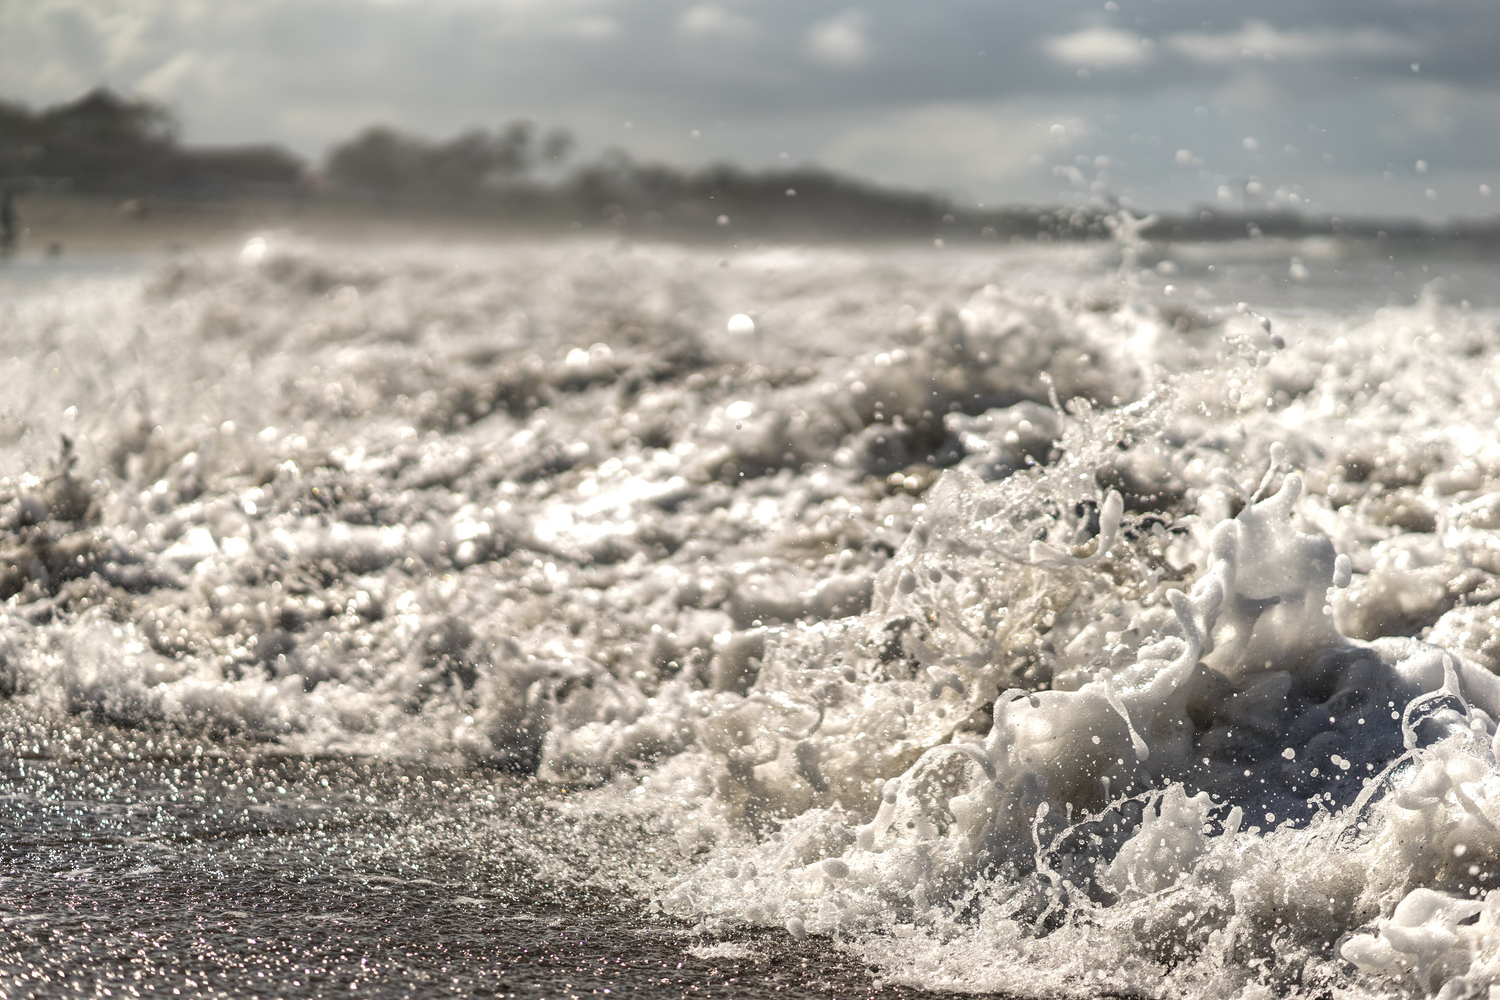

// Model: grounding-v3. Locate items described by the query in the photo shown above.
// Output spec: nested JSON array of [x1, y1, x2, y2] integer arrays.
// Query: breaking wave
[[4, 232, 1500, 997]]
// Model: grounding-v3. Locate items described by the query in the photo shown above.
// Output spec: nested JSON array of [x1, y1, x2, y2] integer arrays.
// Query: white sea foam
[[3, 234, 1500, 996]]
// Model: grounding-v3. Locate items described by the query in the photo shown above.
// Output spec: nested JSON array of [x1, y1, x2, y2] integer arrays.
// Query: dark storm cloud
[[1, 0, 1496, 216]]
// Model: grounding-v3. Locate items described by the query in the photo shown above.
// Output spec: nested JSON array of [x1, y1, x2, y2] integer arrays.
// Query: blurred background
[[0, 0, 1497, 250]]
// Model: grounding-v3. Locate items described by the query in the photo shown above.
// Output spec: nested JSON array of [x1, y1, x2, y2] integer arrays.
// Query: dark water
[[0, 721, 999, 999]]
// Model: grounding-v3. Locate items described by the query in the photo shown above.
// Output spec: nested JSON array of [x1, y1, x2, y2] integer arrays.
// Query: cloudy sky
[[2, 0, 1497, 218]]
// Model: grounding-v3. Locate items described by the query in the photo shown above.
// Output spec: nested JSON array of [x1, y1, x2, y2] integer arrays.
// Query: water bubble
[[727, 314, 756, 336], [1333, 553, 1352, 589]]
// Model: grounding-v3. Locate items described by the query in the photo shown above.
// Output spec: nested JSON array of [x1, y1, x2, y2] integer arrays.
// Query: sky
[[1, 0, 1497, 219]]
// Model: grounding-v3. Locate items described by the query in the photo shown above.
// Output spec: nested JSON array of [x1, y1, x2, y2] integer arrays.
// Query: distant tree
[[36, 88, 178, 191], [426, 129, 501, 193], [560, 152, 959, 235], [324, 120, 567, 200], [0, 88, 179, 191], [325, 127, 428, 195], [490, 121, 535, 177], [0, 99, 36, 178], [0, 88, 300, 195], [541, 128, 574, 166]]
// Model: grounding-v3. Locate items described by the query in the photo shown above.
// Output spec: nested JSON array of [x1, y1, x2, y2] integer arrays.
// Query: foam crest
[[7, 239, 1500, 997], [660, 455, 1500, 996]]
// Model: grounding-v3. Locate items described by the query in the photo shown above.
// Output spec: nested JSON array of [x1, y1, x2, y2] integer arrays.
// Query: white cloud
[[135, 50, 201, 99], [805, 9, 871, 69], [677, 4, 757, 40], [1044, 26, 1151, 69], [818, 102, 1071, 194], [1165, 21, 1417, 63]]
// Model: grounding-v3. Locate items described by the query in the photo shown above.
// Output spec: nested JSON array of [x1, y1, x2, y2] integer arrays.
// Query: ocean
[[2, 229, 1499, 998]]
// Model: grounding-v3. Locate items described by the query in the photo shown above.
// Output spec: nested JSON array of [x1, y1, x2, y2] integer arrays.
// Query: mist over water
[[4, 232, 1500, 997]]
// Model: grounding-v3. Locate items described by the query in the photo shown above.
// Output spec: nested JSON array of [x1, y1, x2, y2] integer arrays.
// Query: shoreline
[[5, 192, 1500, 260]]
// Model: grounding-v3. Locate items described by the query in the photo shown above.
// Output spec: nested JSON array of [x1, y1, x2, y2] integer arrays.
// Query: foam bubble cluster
[[5, 236, 1500, 997]]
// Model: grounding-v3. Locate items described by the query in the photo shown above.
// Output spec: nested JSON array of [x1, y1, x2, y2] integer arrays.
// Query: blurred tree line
[[0, 88, 982, 236], [318, 122, 979, 238], [4, 87, 1455, 243], [323, 129, 980, 237], [0, 88, 302, 196], [326, 122, 573, 199]]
